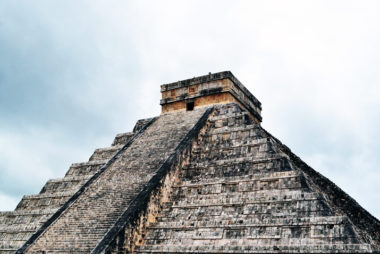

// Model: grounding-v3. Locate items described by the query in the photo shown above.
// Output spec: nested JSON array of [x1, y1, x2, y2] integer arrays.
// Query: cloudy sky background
[[1, 1, 380, 219]]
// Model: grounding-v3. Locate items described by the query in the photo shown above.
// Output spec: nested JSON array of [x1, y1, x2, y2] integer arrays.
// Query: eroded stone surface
[[1, 72, 379, 254]]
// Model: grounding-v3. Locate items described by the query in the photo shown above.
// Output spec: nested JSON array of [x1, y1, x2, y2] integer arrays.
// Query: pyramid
[[1, 71, 379, 253]]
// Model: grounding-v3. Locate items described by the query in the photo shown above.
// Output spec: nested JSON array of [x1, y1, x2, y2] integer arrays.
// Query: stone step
[[149, 216, 350, 229], [200, 137, 273, 149], [39, 175, 92, 194], [159, 203, 332, 221], [111, 132, 134, 146], [136, 243, 372, 253], [0, 223, 41, 233], [171, 190, 321, 208], [208, 111, 251, 128], [0, 242, 21, 252], [65, 159, 108, 177], [16, 190, 76, 210], [178, 171, 306, 194], [214, 103, 245, 116], [0, 208, 56, 231], [0, 208, 57, 217], [0, 212, 53, 226], [208, 124, 262, 135], [21, 190, 77, 200], [183, 156, 294, 181], [208, 111, 249, 122], [132, 117, 156, 133], [10, 248, 88, 254], [176, 170, 302, 187], [193, 140, 279, 161], [49, 175, 92, 183], [0, 249, 18, 254], [144, 228, 358, 244], [168, 198, 326, 213], [89, 144, 124, 161], [189, 155, 290, 169], [174, 179, 306, 197]]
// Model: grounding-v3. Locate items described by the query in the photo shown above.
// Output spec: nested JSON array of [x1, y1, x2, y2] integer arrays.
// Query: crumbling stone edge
[[92, 107, 215, 254], [262, 128, 380, 249], [16, 117, 158, 254]]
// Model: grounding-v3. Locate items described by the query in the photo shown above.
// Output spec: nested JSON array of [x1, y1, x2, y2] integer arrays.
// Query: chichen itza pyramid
[[1, 71, 380, 253]]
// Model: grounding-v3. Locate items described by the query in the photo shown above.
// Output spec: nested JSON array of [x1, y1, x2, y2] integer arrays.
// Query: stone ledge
[[209, 111, 249, 122], [0, 208, 57, 217], [70, 159, 108, 168], [111, 132, 134, 146], [208, 124, 261, 134], [149, 216, 349, 229], [192, 155, 289, 168], [0, 224, 40, 233], [175, 171, 301, 187], [22, 191, 76, 200], [137, 243, 372, 253], [172, 197, 322, 208], [92, 144, 124, 153], [47, 175, 92, 183], [89, 145, 124, 161]]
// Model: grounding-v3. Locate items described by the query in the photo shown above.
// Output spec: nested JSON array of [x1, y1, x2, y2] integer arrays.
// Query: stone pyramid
[[1, 71, 379, 253]]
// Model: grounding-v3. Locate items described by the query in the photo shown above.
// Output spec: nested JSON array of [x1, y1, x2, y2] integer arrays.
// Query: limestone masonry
[[1, 71, 379, 253]]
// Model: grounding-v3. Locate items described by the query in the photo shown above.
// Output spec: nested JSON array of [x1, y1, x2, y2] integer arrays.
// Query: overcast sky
[[0, 1, 379, 219]]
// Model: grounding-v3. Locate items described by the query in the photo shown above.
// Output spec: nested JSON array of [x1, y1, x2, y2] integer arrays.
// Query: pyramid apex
[[160, 71, 262, 123]]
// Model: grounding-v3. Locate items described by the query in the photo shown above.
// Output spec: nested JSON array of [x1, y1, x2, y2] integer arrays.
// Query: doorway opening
[[186, 101, 194, 111]]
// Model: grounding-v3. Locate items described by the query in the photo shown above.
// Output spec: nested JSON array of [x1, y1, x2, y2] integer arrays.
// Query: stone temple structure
[[1, 71, 380, 253]]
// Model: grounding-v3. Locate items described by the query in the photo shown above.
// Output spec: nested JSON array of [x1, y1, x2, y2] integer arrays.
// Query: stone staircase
[[136, 104, 372, 253], [0, 118, 152, 253], [24, 107, 209, 253]]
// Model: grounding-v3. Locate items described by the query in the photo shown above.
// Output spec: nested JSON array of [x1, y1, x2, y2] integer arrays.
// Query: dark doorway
[[186, 101, 194, 111]]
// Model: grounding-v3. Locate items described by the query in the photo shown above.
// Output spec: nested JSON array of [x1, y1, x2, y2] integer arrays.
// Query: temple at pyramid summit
[[1, 71, 380, 253]]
